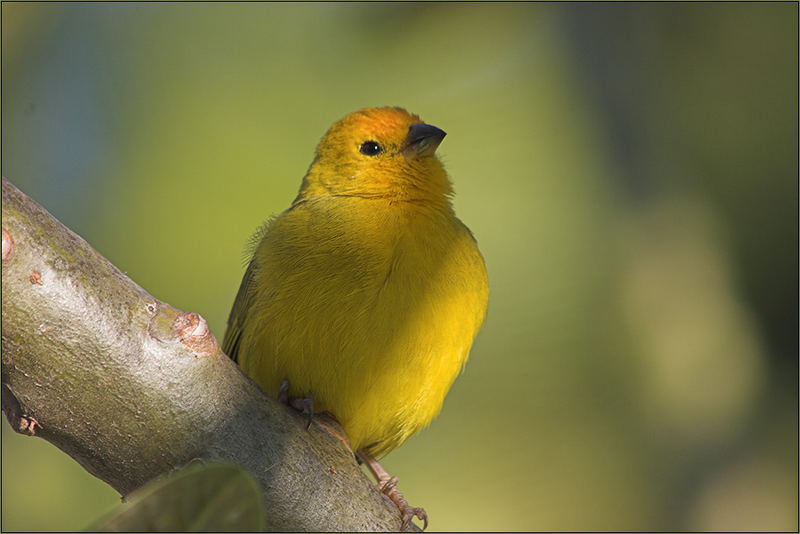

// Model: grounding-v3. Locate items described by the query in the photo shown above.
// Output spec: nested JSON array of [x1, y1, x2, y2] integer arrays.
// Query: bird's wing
[[223, 218, 275, 362], [221, 260, 257, 363]]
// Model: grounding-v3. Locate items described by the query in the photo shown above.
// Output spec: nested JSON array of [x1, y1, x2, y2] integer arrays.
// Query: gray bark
[[1, 176, 405, 531]]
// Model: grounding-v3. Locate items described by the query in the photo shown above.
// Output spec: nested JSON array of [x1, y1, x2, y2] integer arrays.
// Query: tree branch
[[1, 176, 404, 531]]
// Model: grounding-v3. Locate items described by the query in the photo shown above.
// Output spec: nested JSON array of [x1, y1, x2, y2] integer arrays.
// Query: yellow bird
[[223, 106, 488, 528]]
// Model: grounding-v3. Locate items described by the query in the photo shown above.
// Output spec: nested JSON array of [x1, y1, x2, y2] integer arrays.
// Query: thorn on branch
[[1, 384, 40, 435], [19, 414, 40, 435], [172, 312, 219, 357]]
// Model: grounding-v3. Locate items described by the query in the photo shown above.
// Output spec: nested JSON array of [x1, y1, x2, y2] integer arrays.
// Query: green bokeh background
[[2, 3, 797, 531]]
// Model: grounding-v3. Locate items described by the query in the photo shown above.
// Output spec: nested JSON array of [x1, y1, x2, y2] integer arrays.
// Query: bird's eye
[[359, 141, 382, 156]]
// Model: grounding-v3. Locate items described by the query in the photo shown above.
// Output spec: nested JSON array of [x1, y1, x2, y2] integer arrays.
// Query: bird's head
[[297, 107, 452, 203]]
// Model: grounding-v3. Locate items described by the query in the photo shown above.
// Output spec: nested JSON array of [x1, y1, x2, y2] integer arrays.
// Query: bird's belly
[[240, 244, 485, 456]]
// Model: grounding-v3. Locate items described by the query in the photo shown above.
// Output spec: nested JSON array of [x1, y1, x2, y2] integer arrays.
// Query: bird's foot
[[358, 450, 428, 531], [278, 378, 314, 429], [277, 378, 290, 404], [380, 477, 428, 531]]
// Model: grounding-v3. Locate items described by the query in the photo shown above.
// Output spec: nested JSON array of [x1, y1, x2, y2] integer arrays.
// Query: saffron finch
[[223, 106, 488, 529]]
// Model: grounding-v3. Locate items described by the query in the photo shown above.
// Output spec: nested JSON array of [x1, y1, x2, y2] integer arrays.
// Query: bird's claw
[[289, 396, 314, 429], [379, 475, 399, 493], [401, 507, 428, 532], [278, 378, 314, 429], [379, 475, 427, 530], [278, 378, 290, 404], [358, 450, 429, 531]]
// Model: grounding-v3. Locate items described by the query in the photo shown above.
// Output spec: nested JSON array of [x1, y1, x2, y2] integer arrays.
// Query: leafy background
[[2, 3, 797, 531]]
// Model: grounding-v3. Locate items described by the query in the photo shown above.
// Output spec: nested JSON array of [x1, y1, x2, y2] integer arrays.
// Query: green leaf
[[88, 462, 266, 532]]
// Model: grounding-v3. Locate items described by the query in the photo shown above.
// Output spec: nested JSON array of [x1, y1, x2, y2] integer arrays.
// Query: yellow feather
[[223, 107, 488, 457]]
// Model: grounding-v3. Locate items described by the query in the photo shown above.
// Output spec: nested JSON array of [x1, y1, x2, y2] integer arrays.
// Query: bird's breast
[[242, 198, 488, 453]]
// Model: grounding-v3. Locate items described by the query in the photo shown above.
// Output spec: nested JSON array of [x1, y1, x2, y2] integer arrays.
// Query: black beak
[[402, 123, 446, 158]]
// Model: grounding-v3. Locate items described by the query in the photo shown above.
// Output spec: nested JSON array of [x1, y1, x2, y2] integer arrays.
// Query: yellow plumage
[[223, 107, 488, 458]]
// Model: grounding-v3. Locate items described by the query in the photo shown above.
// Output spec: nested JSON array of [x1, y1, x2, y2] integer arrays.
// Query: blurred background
[[2, 3, 797, 531]]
